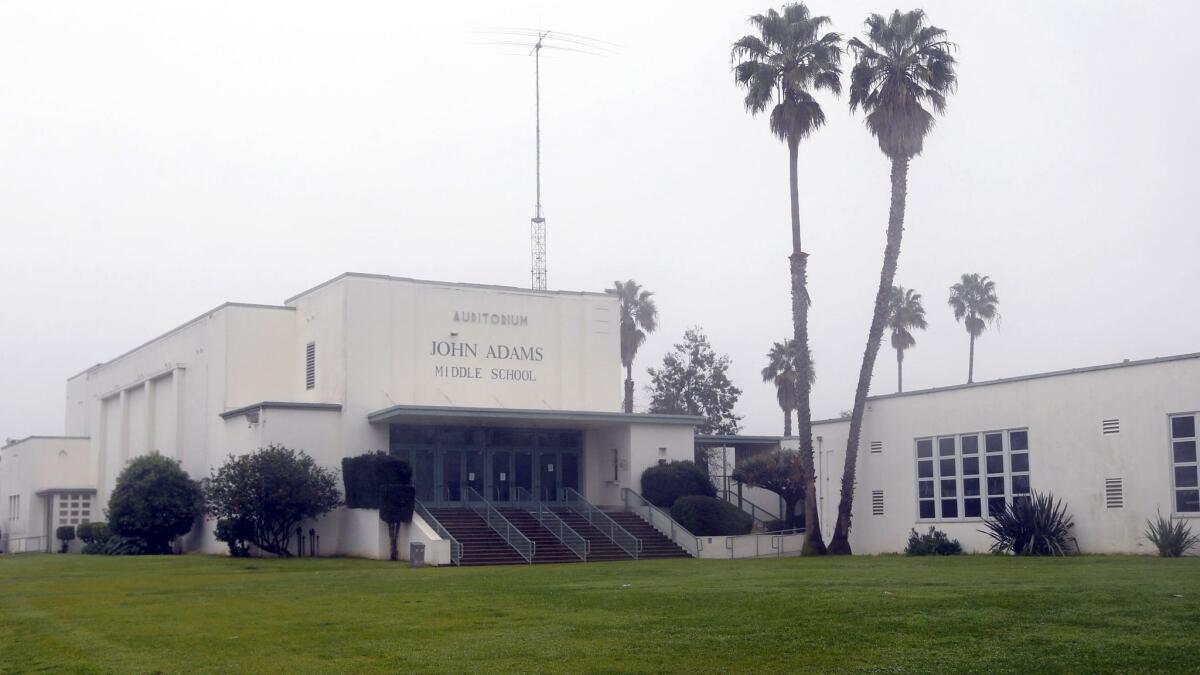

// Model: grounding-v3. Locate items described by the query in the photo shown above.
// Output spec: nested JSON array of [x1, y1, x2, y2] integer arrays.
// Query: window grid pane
[[1171, 414, 1199, 513], [916, 429, 1029, 521]]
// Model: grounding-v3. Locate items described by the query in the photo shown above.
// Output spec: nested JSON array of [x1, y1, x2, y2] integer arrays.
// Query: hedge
[[342, 452, 413, 509], [640, 461, 716, 508], [670, 496, 753, 536]]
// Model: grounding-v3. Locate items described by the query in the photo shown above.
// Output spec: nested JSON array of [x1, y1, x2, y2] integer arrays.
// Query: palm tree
[[887, 286, 927, 392], [948, 273, 999, 383], [732, 3, 842, 556], [828, 10, 957, 555], [761, 339, 817, 436], [610, 280, 658, 413]]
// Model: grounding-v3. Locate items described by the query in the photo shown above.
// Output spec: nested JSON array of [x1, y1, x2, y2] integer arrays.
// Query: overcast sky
[[2, 0, 1198, 443]]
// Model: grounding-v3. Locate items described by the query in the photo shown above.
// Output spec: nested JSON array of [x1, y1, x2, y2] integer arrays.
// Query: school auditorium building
[[1, 271, 1197, 560]]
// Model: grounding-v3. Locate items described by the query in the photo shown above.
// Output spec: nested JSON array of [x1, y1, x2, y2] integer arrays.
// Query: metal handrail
[[2, 535, 48, 554], [562, 487, 640, 559], [620, 487, 701, 558], [414, 499, 462, 566], [464, 486, 535, 564], [719, 488, 779, 526], [515, 487, 588, 562]]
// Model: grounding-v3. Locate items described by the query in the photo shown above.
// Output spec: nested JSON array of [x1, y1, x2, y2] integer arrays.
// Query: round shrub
[[108, 453, 203, 554], [670, 495, 753, 536], [904, 527, 963, 556], [56, 525, 75, 553], [641, 461, 716, 508]]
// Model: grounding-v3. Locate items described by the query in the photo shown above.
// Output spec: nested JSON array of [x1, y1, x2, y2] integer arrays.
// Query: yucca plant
[[1145, 511, 1200, 557], [981, 491, 1075, 556]]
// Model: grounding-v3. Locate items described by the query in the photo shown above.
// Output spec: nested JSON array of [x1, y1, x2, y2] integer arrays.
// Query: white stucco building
[[1, 271, 1196, 560]]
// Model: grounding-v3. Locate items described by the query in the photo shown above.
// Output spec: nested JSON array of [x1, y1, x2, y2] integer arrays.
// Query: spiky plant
[[1145, 511, 1200, 557], [982, 491, 1076, 556], [732, 2, 843, 556]]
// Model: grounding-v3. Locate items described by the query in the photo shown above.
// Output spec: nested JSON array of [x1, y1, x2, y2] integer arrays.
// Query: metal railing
[[515, 487, 589, 562], [414, 499, 462, 566], [562, 488, 640, 559], [718, 488, 779, 528], [621, 487, 701, 558], [464, 486, 535, 564], [2, 535, 49, 554]]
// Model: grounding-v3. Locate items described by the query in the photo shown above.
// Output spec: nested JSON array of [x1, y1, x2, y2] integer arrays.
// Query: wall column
[[172, 368, 186, 462], [118, 389, 130, 467], [144, 379, 156, 456]]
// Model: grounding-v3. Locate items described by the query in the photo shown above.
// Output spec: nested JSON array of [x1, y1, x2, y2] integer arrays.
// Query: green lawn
[[1, 554, 1198, 673]]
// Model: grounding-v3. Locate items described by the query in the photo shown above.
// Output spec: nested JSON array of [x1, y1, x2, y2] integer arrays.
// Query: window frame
[[1169, 411, 1200, 516], [914, 428, 1031, 523]]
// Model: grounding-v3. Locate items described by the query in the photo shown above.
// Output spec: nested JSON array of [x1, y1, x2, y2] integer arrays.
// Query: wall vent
[[871, 490, 884, 516], [1101, 419, 1120, 435], [1104, 478, 1123, 508], [869, 441, 883, 454], [305, 342, 316, 390]]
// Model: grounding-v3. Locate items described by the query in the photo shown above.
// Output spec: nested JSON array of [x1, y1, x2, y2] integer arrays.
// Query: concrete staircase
[[426, 508, 528, 566], [551, 509, 636, 562], [607, 511, 691, 559], [497, 508, 583, 564]]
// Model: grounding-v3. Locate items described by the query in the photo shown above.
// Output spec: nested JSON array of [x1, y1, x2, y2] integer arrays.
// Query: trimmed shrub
[[641, 461, 716, 509], [79, 522, 111, 545], [982, 491, 1075, 556], [380, 484, 416, 561], [107, 452, 203, 554], [56, 525, 75, 553], [343, 452, 413, 509], [206, 444, 342, 557], [1145, 511, 1200, 557], [215, 518, 254, 558], [76, 522, 96, 544], [905, 527, 963, 556], [84, 536, 148, 555], [670, 495, 753, 536]]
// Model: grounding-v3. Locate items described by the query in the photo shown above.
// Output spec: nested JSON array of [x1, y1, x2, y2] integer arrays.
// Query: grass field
[[1, 554, 1198, 673]]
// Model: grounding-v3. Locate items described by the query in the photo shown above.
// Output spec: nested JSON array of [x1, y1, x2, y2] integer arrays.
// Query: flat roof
[[2, 436, 90, 450], [219, 401, 343, 419], [36, 487, 97, 497], [866, 351, 1200, 403], [368, 404, 703, 429], [285, 272, 613, 305]]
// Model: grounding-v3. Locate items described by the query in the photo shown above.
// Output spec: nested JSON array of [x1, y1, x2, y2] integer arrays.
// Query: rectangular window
[[916, 428, 1031, 521], [1171, 413, 1199, 513], [305, 342, 316, 390]]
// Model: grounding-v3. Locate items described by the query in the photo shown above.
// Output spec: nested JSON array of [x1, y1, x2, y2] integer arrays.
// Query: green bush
[[1145, 511, 1200, 557], [107, 453, 203, 554], [670, 495, 753, 536], [905, 527, 963, 556], [56, 525, 75, 553], [83, 536, 148, 555], [641, 461, 716, 509], [342, 452, 413, 509], [215, 518, 255, 558], [380, 484, 416, 561], [78, 522, 110, 545], [982, 491, 1075, 556]]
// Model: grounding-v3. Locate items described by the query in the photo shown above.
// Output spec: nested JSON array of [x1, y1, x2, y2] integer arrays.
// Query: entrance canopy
[[367, 404, 702, 429]]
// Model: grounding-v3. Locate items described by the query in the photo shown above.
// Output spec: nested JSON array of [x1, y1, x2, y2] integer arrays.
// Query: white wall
[[812, 356, 1200, 554], [0, 437, 93, 550]]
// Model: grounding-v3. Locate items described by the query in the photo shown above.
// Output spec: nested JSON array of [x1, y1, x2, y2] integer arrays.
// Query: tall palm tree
[[761, 339, 817, 436], [887, 286, 927, 392], [732, 3, 842, 556], [610, 280, 658, 413], [948, 273, 999, 383], [828, 10, 957, 555]]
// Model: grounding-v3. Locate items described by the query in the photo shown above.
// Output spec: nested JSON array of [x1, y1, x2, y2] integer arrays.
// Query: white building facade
[[1, 274, 699, 558], [1, 271, 1196, 559]]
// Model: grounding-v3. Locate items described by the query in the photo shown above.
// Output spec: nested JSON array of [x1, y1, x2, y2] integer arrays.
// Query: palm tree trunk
[[968, 333, 975, 384], [828, 156, 910, 555], [783, 408, 793, 437], [786, 138, 826, 555], [624, 364, 634, 413], [897, 348, 904, 393]]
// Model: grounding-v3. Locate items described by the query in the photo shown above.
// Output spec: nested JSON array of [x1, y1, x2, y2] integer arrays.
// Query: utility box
[[409, 542, 425, 568]]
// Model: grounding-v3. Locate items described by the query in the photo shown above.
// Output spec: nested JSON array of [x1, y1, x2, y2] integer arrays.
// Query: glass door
[[561, 452, 580, 496], [441, 450, 463, 503], [491, 450, 511, 502], [465, 449, 484, 499], [514, 451, 533, 499], [413, 448, 436, 503], [539, 452, 559, 502]]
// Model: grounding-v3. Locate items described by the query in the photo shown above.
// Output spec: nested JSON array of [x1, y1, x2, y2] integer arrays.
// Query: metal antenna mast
[[468, 27, 616, 291], [530, 31, 548, 290]]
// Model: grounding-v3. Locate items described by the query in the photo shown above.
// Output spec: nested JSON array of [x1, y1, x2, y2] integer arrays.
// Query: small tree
[[641, 461, 716, 508], [380, 484, 416, 561], [647, 327, 743, 435], [343, 452, 412, 509], [107, 453, 203, 554], [56, 525, 75, 553], [734, 450, 805, 529], [205, 445, 341, 557]]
